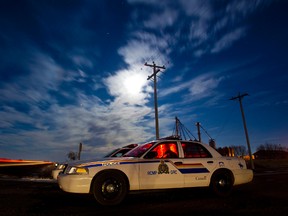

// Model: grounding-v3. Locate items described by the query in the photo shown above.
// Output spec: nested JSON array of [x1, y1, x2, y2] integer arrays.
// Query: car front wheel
[[210, 169, 234, 197], [92, 170, 128, 206]]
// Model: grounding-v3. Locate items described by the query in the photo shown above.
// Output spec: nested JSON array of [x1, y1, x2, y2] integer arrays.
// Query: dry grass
[[0, 163, 55, 179], [251, 159, 288, 171]]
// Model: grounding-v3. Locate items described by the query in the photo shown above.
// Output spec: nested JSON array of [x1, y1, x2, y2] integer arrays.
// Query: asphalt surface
[[0, 171, 288, 216]]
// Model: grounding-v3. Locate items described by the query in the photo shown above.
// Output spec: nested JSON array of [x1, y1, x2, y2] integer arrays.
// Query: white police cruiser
[[57, 139, 253, 206]]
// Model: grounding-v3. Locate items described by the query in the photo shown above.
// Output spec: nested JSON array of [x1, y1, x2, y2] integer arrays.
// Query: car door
[[138, 141, 184, 190], [177, 141, 217, 187]]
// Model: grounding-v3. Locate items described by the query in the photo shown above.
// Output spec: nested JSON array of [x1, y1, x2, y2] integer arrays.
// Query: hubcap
[[101, 179, 120, 199], [218, 179, 226, 187], [106, 183, 116, 193]]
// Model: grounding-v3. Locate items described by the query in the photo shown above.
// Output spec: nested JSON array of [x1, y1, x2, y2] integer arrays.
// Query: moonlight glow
[[124, 74, 147, 96]]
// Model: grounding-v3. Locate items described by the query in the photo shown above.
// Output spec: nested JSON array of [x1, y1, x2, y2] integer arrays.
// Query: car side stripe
[[83, 160, 210, 174], [178, 168, 209, 174]]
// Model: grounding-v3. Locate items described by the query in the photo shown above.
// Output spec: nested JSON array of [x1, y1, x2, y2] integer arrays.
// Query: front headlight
[[66, 166, 89, 175], [58, 164, 66, 170]]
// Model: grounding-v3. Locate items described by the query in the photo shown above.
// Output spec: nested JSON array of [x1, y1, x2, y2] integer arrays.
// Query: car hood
[[66, 157, 134, 167]]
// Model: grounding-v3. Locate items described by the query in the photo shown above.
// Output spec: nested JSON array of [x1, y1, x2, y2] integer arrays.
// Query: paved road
[[1, 172, 288, 216]]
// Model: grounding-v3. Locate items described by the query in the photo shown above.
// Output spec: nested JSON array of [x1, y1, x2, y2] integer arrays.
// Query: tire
[[210, 170, 234, 197], [92, 170, 128, 206]]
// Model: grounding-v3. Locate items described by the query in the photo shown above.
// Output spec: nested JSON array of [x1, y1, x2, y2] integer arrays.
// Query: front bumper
[[57, 174, 92, 193], [52, 169, 62, 180]]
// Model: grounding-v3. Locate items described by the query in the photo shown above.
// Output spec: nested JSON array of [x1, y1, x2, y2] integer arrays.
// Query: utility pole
[[230, 93, 254, 170], [77, 142, 82, 160], [196, 122, 201, 142], [145, 61, 165, 139], [175, 117, 180, 138]]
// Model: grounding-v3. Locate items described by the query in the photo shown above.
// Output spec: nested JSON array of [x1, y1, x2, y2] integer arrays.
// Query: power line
[[173, 117, 197, 141], [196, 122, 213, 142]]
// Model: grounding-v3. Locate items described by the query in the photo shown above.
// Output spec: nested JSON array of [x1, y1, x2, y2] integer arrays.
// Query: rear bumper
[[57, 174, 92, 193], [233, 169, 253, 185]]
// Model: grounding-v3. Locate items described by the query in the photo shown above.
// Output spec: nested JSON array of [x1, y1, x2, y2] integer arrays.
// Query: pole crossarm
[[145, 62, 166, 81], [229, 92, 249, 101]]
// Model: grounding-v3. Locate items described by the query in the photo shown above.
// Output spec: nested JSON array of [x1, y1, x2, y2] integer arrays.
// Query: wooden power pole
[[78, 142, 82, 160], [230, 93, 254, 170], [145, 61, 165, 139], [196, 122, 201, 142]]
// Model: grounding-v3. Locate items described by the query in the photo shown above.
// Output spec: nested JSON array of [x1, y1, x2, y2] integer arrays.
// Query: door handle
[[207, 161, 214, 164]]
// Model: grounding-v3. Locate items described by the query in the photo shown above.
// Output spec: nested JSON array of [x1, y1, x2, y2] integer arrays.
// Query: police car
[[57, 139, 253, 206]]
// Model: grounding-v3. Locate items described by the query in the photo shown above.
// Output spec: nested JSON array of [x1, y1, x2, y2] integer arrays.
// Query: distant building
[[217, 147, 235, 157], [254, 150, 288, 159], [209, 139, 216, 149]]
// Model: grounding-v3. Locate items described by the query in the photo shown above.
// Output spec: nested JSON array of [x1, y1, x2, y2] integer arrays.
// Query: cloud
[[160, 73, 225, 102], [1, 53, 60, 103], [0, 89, 156, 160], [70, 55, 94, 69], [127, 0, 256, 57], [180, 0, 212, 19], [225, 0, 273, 19], [189, 74, 222, 95], [132, 31, 175, 55], [118, 40, 154, 65], [0, 46, 158, 160], [144, 8, 178, 29], [211, 28, 246, 54]]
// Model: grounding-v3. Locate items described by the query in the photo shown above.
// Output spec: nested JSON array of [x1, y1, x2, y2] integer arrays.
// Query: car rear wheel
[[210, 170, 234, 197], [92, 170, 128, 206]]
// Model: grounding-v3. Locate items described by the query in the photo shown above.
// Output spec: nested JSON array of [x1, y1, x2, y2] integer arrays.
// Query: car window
[[145, 142, 179, 159], [181, 142, 212, 158], [110, 148, 132, 157], [104, 148, 120, 157], [124, 143, 154, 157], [104, 144, 138, 157]]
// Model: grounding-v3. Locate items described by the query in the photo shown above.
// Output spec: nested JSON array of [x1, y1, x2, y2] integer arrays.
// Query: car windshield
[[104, 144, 138, 157], [108, 148, 133, 157], [104, 148, 120, 157], [123, 142, 154, 157]]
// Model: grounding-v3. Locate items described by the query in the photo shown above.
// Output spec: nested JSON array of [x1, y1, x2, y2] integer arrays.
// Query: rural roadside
[[1, 159, 288, 216]]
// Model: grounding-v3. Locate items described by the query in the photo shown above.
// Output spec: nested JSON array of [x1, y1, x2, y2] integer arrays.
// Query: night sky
[[1, 0, 287, 162]]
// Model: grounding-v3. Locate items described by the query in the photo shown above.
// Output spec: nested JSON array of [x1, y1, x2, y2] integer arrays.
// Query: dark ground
[[0, 171, 288, 215]]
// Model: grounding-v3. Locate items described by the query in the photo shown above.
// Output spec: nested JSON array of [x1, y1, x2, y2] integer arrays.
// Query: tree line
[[217, 143, 288, 158]]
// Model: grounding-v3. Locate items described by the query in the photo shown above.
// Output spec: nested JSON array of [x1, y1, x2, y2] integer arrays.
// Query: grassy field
[[253, 159, 288, 171]]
